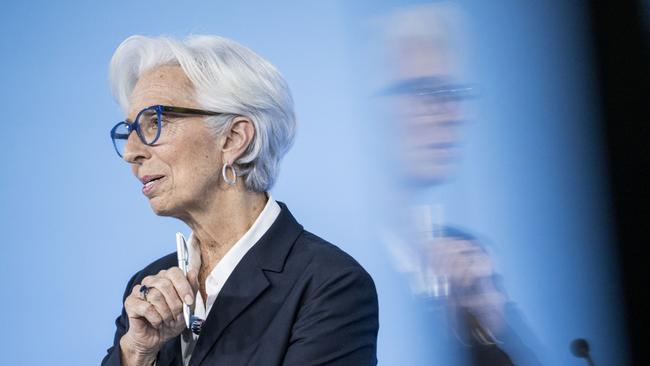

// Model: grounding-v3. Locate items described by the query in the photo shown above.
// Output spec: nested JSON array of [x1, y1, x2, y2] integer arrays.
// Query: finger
[[125, 286, 164, 328], [139, 285, 175, 326], [165, 267, 196, 306], [142, 275, 184, 318]]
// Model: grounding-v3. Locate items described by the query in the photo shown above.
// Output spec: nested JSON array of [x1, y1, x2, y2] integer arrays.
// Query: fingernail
[[185, 294, 194, 305]]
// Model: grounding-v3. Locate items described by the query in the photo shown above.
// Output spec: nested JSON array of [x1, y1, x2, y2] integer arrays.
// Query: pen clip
[[176, 232, 190, 274], [181, 236, 189, 265]]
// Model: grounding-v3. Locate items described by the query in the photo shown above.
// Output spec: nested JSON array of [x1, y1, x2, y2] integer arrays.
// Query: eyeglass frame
[[110, 105, 222, 158]]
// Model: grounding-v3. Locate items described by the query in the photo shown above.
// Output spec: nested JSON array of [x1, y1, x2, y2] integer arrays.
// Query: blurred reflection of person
[[375, 3, 542, 365]]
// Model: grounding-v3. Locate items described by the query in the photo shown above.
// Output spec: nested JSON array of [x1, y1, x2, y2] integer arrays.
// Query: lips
[[140, 175, 166, 196]]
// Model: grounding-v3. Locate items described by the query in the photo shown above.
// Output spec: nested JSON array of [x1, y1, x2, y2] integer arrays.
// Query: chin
[[148, 196, 176, 217]]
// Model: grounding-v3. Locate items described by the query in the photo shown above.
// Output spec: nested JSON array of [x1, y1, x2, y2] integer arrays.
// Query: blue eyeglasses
[[110, 105, 221, 158]]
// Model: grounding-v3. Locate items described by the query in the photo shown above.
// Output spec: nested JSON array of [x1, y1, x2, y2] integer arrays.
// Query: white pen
[[175, 233, 192, 328], [176, 232, 204, 334]]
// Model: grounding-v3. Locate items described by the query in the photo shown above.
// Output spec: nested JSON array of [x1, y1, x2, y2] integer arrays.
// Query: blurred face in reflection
[[388, 37, 468, 186]]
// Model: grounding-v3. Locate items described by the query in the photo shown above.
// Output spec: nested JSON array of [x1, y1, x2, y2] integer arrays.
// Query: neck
[[182, 186, 268, 275]]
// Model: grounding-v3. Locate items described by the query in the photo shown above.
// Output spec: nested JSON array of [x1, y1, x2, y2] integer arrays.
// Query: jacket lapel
[[188, 202, 303, 366], [187, 265, 269, 366]]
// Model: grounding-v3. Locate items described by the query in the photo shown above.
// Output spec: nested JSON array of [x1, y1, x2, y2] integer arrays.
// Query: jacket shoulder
[[296, 231, 363, 267], [292, 230, 375, 287]]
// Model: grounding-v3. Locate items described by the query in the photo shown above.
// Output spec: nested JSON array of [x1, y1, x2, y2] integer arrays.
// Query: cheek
[[166, 137, 221, 194]]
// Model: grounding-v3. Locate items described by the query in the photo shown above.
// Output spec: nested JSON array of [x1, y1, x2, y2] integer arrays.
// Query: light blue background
[[0, 0, 628, 365]]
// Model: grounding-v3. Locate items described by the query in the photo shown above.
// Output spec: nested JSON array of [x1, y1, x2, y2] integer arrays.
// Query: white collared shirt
[[171, 195, 280, 366]]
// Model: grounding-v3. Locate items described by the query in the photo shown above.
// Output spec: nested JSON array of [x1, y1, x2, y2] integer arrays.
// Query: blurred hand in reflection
[[424, 237, 506, 342]]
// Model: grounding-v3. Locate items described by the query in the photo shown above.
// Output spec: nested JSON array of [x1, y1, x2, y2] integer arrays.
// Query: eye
[[159, 115, 172, 126], [142, 115, 158, 130]]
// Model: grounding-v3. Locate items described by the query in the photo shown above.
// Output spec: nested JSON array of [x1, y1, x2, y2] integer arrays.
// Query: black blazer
[[102, 203, 378, 366]]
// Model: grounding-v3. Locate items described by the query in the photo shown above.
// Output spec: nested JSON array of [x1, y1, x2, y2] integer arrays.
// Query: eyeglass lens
[[111, 107, 161, 157]]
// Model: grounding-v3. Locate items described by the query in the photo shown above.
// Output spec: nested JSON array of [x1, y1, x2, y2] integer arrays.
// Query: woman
[[101, 35, 378, 366]]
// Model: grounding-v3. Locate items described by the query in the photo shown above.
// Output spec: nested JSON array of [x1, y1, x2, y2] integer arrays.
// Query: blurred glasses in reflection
[[381, 77, 476, 116]]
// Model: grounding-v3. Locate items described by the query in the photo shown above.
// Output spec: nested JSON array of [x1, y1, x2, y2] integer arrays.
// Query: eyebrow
[[124, 109, 157, 124]]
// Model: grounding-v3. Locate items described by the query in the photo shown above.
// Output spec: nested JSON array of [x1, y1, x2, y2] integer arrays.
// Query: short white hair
[[109, 35, 296, 192]]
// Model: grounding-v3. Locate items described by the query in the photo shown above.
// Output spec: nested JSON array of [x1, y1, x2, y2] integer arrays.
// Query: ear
[[221, 116, 255, 164]]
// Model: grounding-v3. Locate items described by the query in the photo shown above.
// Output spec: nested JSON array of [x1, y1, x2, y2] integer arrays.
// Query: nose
[[122, 131, 150, 164]]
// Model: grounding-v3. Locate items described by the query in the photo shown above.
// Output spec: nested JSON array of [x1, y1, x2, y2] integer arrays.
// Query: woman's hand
[[119, 267, 199, 365]]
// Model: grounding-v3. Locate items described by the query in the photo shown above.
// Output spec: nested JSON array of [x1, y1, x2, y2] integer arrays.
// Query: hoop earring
[[222, 163, 237, 185]]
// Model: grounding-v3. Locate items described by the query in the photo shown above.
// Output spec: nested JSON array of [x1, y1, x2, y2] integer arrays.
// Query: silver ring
[[139, 285, 151, 301]]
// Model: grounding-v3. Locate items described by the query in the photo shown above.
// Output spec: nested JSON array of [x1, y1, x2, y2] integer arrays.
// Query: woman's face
[[123, 65, 224, 218]]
